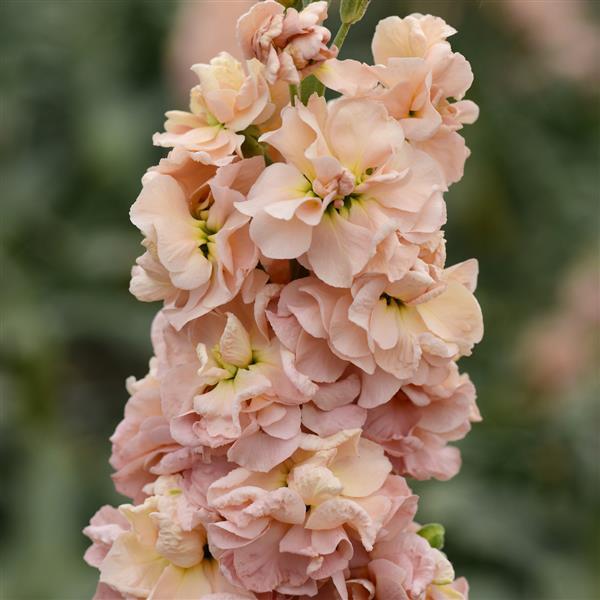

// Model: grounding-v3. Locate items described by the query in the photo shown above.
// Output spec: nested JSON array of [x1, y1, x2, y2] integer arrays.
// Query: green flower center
[[197, 219, 217, 259], [382, 293, 405, 309]]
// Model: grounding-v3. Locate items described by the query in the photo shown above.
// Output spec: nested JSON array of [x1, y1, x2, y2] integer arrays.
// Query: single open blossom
[[110, 359, 193, 503], [363, 362, 481, 480], [270, 259, 482, 385], [153, 52, 273, 166], [342, 528, 468, 600], [373, 13, 477, 187], [237, 0, 337, 86], [85, 475, 254, 600], [316, 14, 478, 185], [151, 300, 316, 474], [130, 151, 264, 329], [207, 430, 417, 596], [237, 95, 445, 287]]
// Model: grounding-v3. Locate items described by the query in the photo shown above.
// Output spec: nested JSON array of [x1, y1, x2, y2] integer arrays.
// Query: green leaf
[[300, 75, 325, 104]]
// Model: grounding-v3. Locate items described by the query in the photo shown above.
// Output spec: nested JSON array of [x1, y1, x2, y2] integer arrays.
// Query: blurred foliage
[[1, 1, 598, 599]]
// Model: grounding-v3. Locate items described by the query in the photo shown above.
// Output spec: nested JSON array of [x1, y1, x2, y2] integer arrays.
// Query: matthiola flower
[[85, 475, 254, 600], [237, 95, 445, 287], [237, 0, 337, 85], [343, 261, 483, 380], [130, 151, 264, 329], [153, 52, 273, 166], [346, 529, 467, 600], [363, 362, 481, 480], [207, 430, 417, 596], [316, 13, 478, 185], [110, 359, 195, 503], [372, 15, 478, 185], [151, 299, 316, 473], [269, 259, 482, 384]]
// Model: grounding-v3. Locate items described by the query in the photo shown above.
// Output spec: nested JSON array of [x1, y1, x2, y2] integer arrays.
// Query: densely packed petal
[[237, 1, 337, 85]]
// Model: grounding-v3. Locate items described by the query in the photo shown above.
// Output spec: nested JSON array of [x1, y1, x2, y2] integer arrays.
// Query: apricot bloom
[[237, 0, 337, 85], [346, 530, 468, 600], [363, 362, 481, 480], [207, 430, 417, 596], [109, 360, 187, 502], [316, 13, 478, 185], [150, 301, 316, 474], [153, 52, 273, 166], [237, 95, 445, 287], [130, 151, 264, 329], [85, 475, 253, 600], [270, 259, 482, 385]]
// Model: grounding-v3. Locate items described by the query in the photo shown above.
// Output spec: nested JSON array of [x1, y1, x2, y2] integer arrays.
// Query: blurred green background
[[1, 1, 598, 598]]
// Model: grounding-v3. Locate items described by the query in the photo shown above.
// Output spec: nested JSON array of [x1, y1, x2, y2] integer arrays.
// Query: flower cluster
[[86, 3, 481, 598]]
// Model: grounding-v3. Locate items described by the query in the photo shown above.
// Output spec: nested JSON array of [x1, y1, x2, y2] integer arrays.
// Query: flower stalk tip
[[340, 0, 372, 25]]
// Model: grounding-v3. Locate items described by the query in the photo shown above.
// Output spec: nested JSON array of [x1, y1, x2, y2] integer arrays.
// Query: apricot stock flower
[[87, 7, 481, 599]]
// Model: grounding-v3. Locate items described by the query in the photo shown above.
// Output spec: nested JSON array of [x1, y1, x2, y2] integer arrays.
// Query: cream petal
[[308, 211, 373, 287], [100, 532, 168, 597], [330, 438, 391, 498], [219, 313, 253, 367], [416, 282, 483, 353], [249, 210, 313, 259], [227, 431, 301, 473], [325, 98, 404, 176]]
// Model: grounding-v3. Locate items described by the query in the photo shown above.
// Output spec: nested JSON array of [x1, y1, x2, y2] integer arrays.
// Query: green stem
[[332, 22, 351, 51], [289, 83, 299, 106], [240, 126, 272, 164]]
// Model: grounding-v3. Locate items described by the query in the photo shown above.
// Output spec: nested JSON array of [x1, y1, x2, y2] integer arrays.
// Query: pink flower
[[237, 0, 337, 85], [151, 297, 316, 473], [84, 475, 254, 600], [344, 262, 483, 380], [372, 14, 478, 186], [358, 529, 466, 600], [316, 14, 478, 185], [109, 361, 189, 502], [237, 95, 445, 287], [130, 151, 264, 330], [270, 259, 482, 384], [207, 430, 417, 596], [153, 53, 273, 166], [84, 505, 130, 570], [363, 362, 480, 480]]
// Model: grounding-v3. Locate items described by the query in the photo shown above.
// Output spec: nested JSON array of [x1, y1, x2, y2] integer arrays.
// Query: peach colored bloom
[[130, 151, 264, 330], [110, 360, 192, 503], [85, 475, 254, 600], [346, 529, 466, 600], [84, 505, 130, 570], [151, 299, 316, 473], [207, 430, 417, 596], [237, 95, 445, 287], [363, 362, 480, 481], [153, 53, 273, 166], [316, 14, 478, 185], [373, 14, 477, 186], [168, 1, 254, 99], [270, 259, 482, 384], [237, 0, 337, 85]]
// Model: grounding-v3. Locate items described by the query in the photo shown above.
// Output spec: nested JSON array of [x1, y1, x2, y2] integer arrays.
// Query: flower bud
[[417, 523, 446, 550], [340, 0, 371, 24]]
